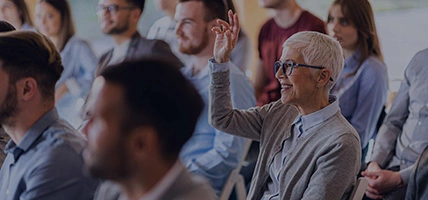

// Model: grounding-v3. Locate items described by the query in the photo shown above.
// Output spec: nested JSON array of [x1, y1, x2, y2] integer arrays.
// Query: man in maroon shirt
[[254, 0, 326, 106]]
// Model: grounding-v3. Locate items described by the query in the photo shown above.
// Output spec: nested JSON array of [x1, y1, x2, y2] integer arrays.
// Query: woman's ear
[[317, 68, 332, 88]]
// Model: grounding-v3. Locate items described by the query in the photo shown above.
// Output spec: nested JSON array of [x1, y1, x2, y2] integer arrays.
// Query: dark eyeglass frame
[[95, 4, 136, 14], [274, 59, 334, 81]]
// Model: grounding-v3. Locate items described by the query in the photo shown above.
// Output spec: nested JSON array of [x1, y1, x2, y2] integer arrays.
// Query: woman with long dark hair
[[327, 0, 388, 160], [35, 0, 96, 128], [0, 0, 35, 30]]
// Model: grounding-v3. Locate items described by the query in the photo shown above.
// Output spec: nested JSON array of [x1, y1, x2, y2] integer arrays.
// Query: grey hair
[[282, 31, 344, 89]]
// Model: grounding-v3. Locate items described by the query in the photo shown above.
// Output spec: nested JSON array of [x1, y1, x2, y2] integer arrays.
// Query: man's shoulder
[[300, 10, 324, 22], [296, 10, 326, 32], [259, 18, 276, 31], [37, 119, 86, 155], [410, 47, 428, 64], [133, 36, 168, 49], [132, 36, 177, 57]]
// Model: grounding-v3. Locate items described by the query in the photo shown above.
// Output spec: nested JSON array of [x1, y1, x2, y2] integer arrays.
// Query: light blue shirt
[[56, 36, 97, 128], [331, 50, 388, 149], [180, 59, 255, 193], [371, 48, 428, 184], [0, 108, 99, 200], [262, 96, 340, 200]]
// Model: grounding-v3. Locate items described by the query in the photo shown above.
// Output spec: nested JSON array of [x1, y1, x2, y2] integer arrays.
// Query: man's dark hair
[[179, 0, 228, 22], [0, 21, 16, 32], [101, 58, 204, 160], [0, 31, 63, 102], [126, 0, 145, 12]]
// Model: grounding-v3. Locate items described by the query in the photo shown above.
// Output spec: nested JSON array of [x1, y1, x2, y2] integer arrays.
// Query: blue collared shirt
[[331, 50, 388, 149], [180, 59, 255, 193], [0, 108, 98, 200], [371, 48, 428, 184], [262, 96, 340, 200]]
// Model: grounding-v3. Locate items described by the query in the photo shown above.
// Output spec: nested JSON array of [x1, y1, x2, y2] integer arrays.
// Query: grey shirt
[[0, 109, 99, 200], [209, 61, 361, 200], [371, 48, 428, 184]]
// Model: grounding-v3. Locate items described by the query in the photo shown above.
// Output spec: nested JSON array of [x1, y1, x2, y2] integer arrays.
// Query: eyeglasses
[[95, 4, 136, 14], [274, 59, 334, 81]]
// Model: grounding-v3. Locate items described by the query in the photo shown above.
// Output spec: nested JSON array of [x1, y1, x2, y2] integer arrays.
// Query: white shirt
[[108, 39, 131, 66]]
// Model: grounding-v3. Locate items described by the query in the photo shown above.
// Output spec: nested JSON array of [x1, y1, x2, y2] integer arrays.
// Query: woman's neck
[[343, 48, 355, 60], [48, 35, 60, 49]]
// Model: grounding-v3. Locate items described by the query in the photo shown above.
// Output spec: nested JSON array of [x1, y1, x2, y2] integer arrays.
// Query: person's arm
[[74, 41, 97, 96], [21, 147, 98, 200], [210, 12, 273, 141], [146, 21, 159, 40], [370, 65, 411, 167], [185, 129, 248, 192], [302, 134, 360, 199], [348, 61, 388, 149], [57, 41, 97, 102]]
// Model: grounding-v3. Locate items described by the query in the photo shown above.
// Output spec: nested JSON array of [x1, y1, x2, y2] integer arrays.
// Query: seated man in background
[[174, 0, 256, 194], [0, 31, 98, 199], [82, 59, 216, 200], [149, 0, 252, 73], [209, 11, 361, 199], [95, 0, 181, 75], [363, 48, 428, 200]]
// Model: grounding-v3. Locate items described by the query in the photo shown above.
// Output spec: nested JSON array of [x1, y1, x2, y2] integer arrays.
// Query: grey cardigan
[[209, 63, 361, 200]]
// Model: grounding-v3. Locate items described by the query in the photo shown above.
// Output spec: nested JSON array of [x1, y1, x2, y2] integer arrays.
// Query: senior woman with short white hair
[[208, 11, 361, 200]]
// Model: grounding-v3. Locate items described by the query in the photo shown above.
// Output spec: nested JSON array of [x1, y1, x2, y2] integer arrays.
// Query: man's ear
[[17, 78, 38, 101], [129, 126, 159, 160], [316, 68, 332, 88], [130, 8, 142, 24]]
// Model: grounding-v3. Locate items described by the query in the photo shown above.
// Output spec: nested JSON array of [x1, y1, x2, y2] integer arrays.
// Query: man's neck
[[272, 2, 303, 29], [191, 54, 212, 76], [190, 42, 214, 76], [3, 105, 53, 145], [112, 29, 137, 46]]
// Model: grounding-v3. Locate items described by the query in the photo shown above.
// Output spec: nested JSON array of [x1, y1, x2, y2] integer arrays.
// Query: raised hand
[[212, 10, 240, 63]]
